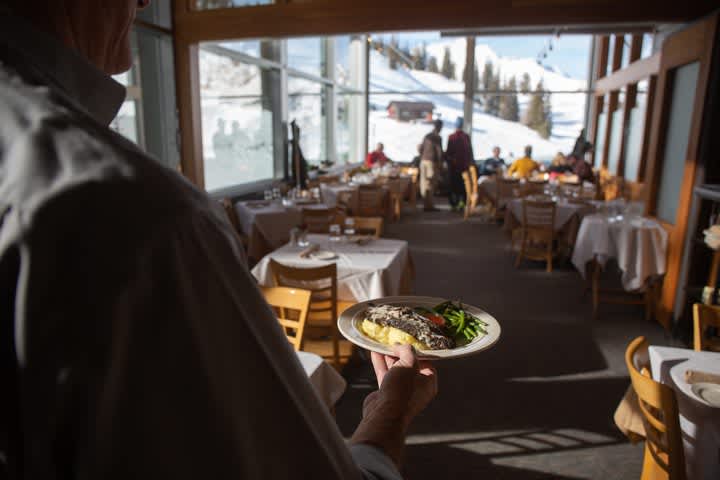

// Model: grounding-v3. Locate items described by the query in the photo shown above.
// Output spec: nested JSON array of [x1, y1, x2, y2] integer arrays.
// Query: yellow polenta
[[360, 320, 428, 350]]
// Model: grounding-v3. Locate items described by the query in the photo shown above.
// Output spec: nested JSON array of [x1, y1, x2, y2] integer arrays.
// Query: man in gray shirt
[[0, 1, 437, 478]]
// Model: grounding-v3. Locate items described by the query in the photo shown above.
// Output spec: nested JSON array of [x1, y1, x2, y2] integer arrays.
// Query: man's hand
[[350, 345, 438, 466]]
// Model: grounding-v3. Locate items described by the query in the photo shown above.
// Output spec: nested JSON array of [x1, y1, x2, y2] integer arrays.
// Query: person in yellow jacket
[[508, 145, 539, 178]]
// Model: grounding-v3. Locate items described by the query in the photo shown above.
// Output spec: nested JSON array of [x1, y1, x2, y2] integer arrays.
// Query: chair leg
[[515, 233, 526, 268]]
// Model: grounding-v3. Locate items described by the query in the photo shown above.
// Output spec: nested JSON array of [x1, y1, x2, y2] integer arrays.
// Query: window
[[199, 46, 279, 191], [623, 87, 648, 181], [607, 91, 626, 175], [288, 76, 327, 164], [288, 38, 326, 77]]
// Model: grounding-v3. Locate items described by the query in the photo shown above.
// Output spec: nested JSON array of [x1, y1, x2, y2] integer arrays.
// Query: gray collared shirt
[[0, 12, 400, 480]]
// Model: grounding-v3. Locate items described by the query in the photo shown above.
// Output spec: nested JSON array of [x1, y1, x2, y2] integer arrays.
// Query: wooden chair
[[301, 207, 344, 233], [515, 199, 557, 272], [387, 178, 407, 221], [401, 167, 420, 208], [495, 177, 520, 221], [356, 185, 386, 217], [318, 175, 340, 184], [625, 336, 686, 480], [269, 260, 350, 367], [260, 286, 311, 351], [523, 180, 548, 197], [692, 303, 720, 352], [348, 216, 384, 238]]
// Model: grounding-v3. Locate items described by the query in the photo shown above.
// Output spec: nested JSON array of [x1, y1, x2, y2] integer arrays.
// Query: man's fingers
[[391, 344, 419, 370], [370, 351, 389, 388]]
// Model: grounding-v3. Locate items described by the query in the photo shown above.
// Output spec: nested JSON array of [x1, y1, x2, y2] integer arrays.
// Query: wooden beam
[[589, 36, 609, 167], [176, 1, 713, 42], [595, 53, 660, 94], [174, 33, 205, 187]]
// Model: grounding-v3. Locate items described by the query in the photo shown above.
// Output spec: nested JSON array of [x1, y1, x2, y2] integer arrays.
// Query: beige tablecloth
[[296, 351, 347, 409], [251, 234, 411, 302], [571, 215, 668, 291], [650, 346, 720, 480], [234, 200, 326, 260]]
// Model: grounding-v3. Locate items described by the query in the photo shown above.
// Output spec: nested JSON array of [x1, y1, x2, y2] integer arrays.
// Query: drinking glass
[[297, 230, 309, 247], [272, 188, 281, 199], [263, 190, 273, 201], [329, 224, 342, 242], [344, 217, 356, 236]]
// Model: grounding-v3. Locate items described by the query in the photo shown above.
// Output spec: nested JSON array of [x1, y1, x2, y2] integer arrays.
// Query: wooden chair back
[[260, 286, 311, 351], [349, 216, 383, 238], [523, 180, 548, 197], [522, 199, 556, 229], [357, 185, 386, 217], [625, 336, 686, 480], [469, 165, 479, 196], [302, 207, 343, 233], [461, 171, 474, 220], [692, 303, 720, 352], [624, 181, 647, 202], [495, 178, 520, 218], [318, 175, 340, 184], [269, 259, 339, 365]]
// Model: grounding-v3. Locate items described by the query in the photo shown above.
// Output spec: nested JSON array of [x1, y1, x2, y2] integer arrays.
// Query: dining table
[[649, 346, 720, 479], [251, 233, 412, 302], [296, 351, 347, 410], [234, 199, 327, 261]]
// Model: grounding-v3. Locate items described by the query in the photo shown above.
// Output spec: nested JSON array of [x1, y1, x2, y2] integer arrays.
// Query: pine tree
[[520, 73, 531, 94], [441, 47, 455, 80], [427, 56, 439, 73], [411, 43, 427, 70], [540, 91, 553, 139], [499, 76, 520, 122], [389, 36, 399, 70], [488, 70, 502, 116], [482, 61, 494, 114], [525, 80, 551, 138]]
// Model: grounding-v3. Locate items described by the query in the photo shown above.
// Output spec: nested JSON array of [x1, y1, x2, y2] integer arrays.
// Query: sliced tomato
[[424, 313, 445, 327]]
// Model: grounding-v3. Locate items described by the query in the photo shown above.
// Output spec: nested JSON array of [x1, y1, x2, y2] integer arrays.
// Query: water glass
[[297, 230, 309, 247], [344, 217, 356, 236], [329, 224, 342, 242], [272, 188, 281, 199], [263, 190, 273, 201]]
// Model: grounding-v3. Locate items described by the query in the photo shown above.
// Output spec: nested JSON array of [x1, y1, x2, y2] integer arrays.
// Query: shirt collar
[[0, 9, 126, 126]]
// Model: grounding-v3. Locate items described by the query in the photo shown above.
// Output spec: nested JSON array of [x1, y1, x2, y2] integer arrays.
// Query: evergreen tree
[[441, 47, 455, 80], [488, 70, 501, 116], [520, 73, 531, 94], [525, 80, 551, 138], [540, 91, 553, 139], [427, 56, 439, 73], [482, 61, 495, 114], [388, 36, 399, 70], [499, 76, 520, 122], [411, 44, 427, 70]]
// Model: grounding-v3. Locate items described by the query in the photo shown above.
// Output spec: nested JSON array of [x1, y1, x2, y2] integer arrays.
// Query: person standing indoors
[[365, 142, 391, 168], [481, 146, 505, 176], [445, 117, 473, 211], [420, 119, 444, 211], [508, 145, 539, 178], [0, 1, 437, 479]]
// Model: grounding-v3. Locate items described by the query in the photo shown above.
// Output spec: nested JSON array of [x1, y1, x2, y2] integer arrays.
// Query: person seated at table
[[0, 2, 434, 479], [548, 151, 572, 175], [508, 145, 539, 178], [480, 146, 505, 176], [365, 142, 391, 168], [568, 152, 595, 183]]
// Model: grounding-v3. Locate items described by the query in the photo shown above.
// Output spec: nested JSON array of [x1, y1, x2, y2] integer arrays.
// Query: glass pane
[[641, 34, 654, 59], [288, 37, 325, 77], [288, 77, 327, 163], [216, 40, 278, 61], [607, 93, 625, 175], [594, 112, 607, 168], [656, 61, 700, 224], [199, 48, 276, 191], [336, 92, 365, 164], [110, 100, 139, 144], [137, 1, 172, 29], [623, 92, 647, 181], [194, 0, 273, 9]]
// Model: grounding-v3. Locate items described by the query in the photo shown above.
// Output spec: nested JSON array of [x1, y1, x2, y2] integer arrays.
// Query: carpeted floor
[[335, 204, 679, 480]]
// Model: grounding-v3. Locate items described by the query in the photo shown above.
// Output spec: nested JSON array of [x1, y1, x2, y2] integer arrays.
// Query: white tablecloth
[[571, 214, 668, 291], [251, 234, 409, 302], [234, 200, 327, 259], [649, 346, 720, 480], [320, 183, 357, 208], [508, 198, 589, 231], [296, 351, 347, 409]]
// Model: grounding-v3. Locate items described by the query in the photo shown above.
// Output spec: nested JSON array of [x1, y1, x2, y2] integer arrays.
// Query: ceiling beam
[[174, 0, 713, 42], [595, 53, 660, 94]]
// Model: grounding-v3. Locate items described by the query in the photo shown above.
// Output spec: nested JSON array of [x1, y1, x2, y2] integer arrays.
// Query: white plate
[[337, 296, 501, 359], [691, 382, 720, 408], [311, 250, 338, 261]]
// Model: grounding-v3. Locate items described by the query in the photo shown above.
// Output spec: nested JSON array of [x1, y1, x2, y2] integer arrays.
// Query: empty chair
[[523, 179, 548, 197], [356, 185, 386, 217], [387, 178, 407, 221], [348, 216, 383, 238], [625, 336, 686, 480], [301, 207, 344, 233], [692, 303, 720, 352], [269, 260, 353, 367], [260, 286, 311, 351], [515, 199, 557, 272], [495, 177, 520, 220], [318, 174, 340, 184]]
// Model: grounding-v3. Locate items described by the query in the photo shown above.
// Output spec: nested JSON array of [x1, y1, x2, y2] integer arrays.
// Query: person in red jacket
[[365, 142, 391, 168], [445, 117, 474, 210]]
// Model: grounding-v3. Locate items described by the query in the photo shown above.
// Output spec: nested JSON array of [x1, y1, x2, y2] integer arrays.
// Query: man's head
[[433, 119, 443, 134], [455, 117, 464, 130], [7, 0, 149, 75], [524, 145, 533, 157], [376, 142, 384, 153], [492, 146, 500, 158]]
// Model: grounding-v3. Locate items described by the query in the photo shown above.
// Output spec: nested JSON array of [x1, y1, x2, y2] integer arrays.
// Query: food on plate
[[360, 301, 488, 350]]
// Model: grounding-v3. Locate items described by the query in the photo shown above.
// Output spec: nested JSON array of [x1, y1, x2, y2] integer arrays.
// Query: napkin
[[685, 369, 720, 385], [299, 244, 319, 258]]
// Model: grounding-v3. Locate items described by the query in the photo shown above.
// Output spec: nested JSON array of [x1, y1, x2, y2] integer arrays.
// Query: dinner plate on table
[[311, 250, 338, 261], [338, 296, 501, 360], [691, 382, 720, 407]]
